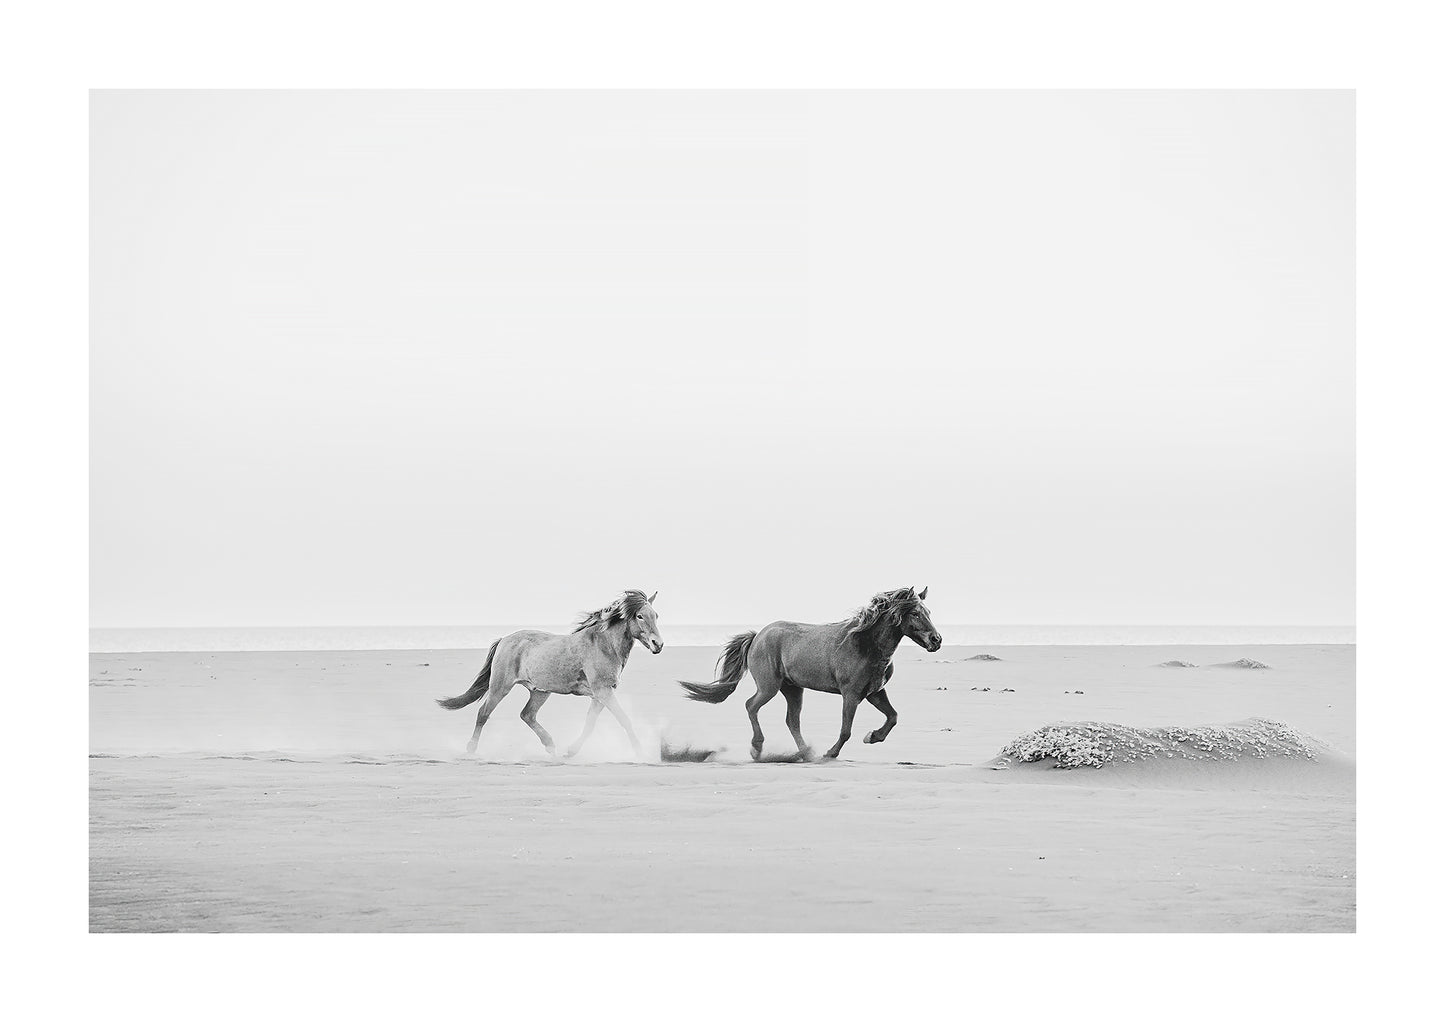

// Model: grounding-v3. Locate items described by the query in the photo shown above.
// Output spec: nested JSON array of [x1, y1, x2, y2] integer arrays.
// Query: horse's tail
[[436, 639, 501, 710], [679, 630, 756, 703]]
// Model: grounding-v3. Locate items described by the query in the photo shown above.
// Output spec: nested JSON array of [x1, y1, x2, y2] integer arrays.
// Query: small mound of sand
[[659, 741, 718, 763], [1214, 658, 1271, 669], [1157, 660, 1197, 668], [965, 654, 1002, 661], [994, 718, 1317, 770]]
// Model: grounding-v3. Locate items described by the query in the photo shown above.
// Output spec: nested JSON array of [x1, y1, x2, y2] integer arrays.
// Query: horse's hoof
[[863, 732, 880, 744], [465, 742, 477, 754], [798, 747, 817, 762], [750, 745, 763, 762]]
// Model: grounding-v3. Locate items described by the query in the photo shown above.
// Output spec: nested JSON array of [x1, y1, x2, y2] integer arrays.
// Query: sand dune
[[1214, 657, 1271, 669], [1157, 659, 1197, 668], [991, 717, 1323, 770]]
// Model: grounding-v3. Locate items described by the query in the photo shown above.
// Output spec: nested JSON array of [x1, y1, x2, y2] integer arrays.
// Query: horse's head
[[901, 586, 943, 652], [627, 590, 665, 654]]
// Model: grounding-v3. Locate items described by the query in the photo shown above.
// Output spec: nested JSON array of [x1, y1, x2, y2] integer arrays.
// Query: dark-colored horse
[[437, 590, 664, 758], [679, 587, 943, 760]]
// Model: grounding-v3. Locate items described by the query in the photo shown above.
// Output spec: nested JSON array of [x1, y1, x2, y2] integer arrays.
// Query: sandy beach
[[90, 643, 1354, 931]]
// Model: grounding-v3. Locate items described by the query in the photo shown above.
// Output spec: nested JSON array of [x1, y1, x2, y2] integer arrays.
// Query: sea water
[[90, 623, 1355, 653]]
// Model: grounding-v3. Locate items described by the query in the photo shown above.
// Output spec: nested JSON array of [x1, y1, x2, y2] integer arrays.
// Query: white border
[[11, 0, 1438, 1017]]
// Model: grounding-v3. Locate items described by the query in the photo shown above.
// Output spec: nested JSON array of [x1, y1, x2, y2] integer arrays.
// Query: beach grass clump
[[998, 718, 1316, 770], [1001, 724, 1119, 768]]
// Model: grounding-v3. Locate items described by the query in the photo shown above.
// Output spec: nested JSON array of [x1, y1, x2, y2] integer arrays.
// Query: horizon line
[[91, 621, 1358, 631]]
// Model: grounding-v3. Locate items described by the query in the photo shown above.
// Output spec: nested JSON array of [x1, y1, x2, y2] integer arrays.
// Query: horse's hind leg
[[744, 671, 781, 762], [780, 682, 813, 760], [466, 679, 517, 754], [863, 689, 898, 744], [519, 688, 556, 757], [823, 688, 862, 760]]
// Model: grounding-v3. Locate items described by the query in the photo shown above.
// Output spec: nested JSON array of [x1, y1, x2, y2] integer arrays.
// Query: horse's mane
[[573, 590, 651, 633], [843, 587, 920, 639]]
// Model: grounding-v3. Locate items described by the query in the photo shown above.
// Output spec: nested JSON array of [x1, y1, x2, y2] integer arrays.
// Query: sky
[[90, 90, 1354, 629]]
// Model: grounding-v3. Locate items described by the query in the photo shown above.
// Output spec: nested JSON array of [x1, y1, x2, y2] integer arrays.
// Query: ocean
[[90, 623, 1356, 653]]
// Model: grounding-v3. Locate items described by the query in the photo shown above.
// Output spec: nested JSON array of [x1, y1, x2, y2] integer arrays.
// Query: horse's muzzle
[[649, 640, 664, 654]]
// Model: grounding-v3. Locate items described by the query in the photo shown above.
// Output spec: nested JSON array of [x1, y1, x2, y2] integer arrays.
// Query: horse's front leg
[[603, 690, 645, 760], [565, 695, 607, 759], [863, 688, 898, 744], [823, 688, 863, 760]]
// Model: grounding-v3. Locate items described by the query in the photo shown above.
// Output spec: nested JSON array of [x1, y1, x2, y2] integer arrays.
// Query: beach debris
[[1002, 688, 1016, 693], [996, 718, 1317, 770], [971, 686, 991, 692], [966, 653, 1003, 661], [1214, 658, 1271, 669], [935, 686, 948, 690], [1157, 660, 1197, 668]]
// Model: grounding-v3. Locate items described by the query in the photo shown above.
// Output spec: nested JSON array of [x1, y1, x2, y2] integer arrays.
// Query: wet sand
[[90, 643, 1354, 931]]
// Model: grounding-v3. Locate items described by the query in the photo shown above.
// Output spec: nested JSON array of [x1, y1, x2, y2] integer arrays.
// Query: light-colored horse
[[437, 590, 664, 758], [679, 587, 942, 760]]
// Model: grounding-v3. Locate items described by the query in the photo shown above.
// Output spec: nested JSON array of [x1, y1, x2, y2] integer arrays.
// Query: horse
[[678, 587, 943, 761], [436, 590, 664, 759]]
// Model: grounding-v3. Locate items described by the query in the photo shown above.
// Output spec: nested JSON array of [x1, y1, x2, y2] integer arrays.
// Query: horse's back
[[752, 620, 849, 691], [497, 628, 561, 658], [750, 619, 810, 662], [494, 629, 583, 691]]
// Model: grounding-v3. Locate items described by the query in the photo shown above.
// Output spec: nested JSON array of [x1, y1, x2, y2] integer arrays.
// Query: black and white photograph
[[17, 0, 1445, 1015], [86, 87, 1357, 934]]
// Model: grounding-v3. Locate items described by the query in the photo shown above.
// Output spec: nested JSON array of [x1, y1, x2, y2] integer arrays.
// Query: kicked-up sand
[[89, 643, 1354, 931]]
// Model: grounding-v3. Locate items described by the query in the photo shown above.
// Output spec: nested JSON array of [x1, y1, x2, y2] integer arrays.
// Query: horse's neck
[[855, 621, 903, 669], [595, 623, 635, 667]]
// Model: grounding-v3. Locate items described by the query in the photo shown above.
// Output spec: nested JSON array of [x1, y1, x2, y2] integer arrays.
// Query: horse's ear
[[648, 591, 658, 604], [919, 586, 929, 601]]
